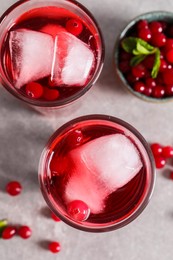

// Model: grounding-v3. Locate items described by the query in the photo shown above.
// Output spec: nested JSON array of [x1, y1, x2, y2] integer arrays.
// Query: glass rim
[[38, 114, 156, 232], [0, 0, 105, 107]]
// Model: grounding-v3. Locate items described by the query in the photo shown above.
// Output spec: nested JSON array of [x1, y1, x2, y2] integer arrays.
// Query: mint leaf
[[130, 55, 146, 66], [0, 219, 8, 236], [121, 37, 138, 53], [137, 38, 155, 52], [151, 49, 160, 78]]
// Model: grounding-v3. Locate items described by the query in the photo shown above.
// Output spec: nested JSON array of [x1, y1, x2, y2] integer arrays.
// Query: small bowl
[[114, 11, 173, 103]]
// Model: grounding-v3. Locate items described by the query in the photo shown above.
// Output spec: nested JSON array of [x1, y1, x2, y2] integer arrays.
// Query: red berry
[[66, 129, 83, 148], [6, 181, 22, 196], [151, 33, 166, 47], [137, 20, 148, 30], [2, 226, 16, 239], [152, 85, 165, 98], [145, 78, 156, 88], [132, 64, 146, 78], [49, 242, 61, 253], [143, 55, 155, 69], [151, 143, 163, 156], [119, 61, 130, 73], [43, 88, 60, 101], [25, 82, 43, 99], [165, 84, 173, 96], [66, 19, 83, 36], [119, 50, 132, 61], [18, 226, 32, 239], [133, 81, 145, 93], [126, 73, 139, 84], [67, 200, 90, 221], [155, 157, 166, 169], [51, 213, 61, 222], [162, 146, 173, 158], [162, 69, 173, 85], [149, 21, 163, 34], [166, 49, 173, 63], [164, 39, 173, 51], [159, 59, 167, 71], [138, 28, 152, 42], [144, 87, 152, 96]]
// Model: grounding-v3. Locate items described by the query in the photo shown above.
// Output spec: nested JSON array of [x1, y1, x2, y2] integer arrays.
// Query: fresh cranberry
[[154, 157, 166, 169], [67, 200, 90, 221], [126, 73, 139, 84], [168, 64, 173, 69], [143, 55, 155, 69], [138, 28, 152, 42], [155, 73, 164, 85], [152, 85, 165, 98], [151, 143, 163, 156], [18, 226, 32, 239], [162, 146, 173, 158], [137, 20, 148, 30], [151, 33, 166, 47], [133, 81, 145, 93], [162, 69, 173, 85], [51, 213, 61, 222], [164, 38, 173, 51], [160, 21, 167, 31], [6, 181, 22, 196], [43, 88, 60, 101], [166, 49, 173, 63], [144, 87, 152, 96], [120, 50, 132, 60], [132, 64, 146, 78], [66, 19, 83, 36], [2, 226, 16, 239], [149, 21, 163, 34], [145, 78, 156, 88], [25, 82, 43, 99], [49, 242, 61, 253], [165, 84, 173, 96], [159, 59, 167, 71], [119, 61, 130, 73]]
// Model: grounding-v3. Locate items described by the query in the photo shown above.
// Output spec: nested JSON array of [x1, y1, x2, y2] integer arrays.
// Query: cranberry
[[120, 50, 132, 60], [145, 77, 156, 88], [51, 213, 61, 222], [155, 157, 166, 169], [6, 181, 22, 196], [43, 88, 60, 101], [132, 64, 146, 78], [138, 28, 152, 42], [144, 87, 152, 96], [143, 55, 155, 69], [159, 59, 167, 71], [66, 129, 84, 148], [2, 226, 16, 239], [151, 33, 166, 47], [164, 38, 173, 51], [149, 21, 163, 34], [151, 143, 163, 156], [119, 61, 130, 73], [66, 19, 83, 36], [67, 200, 90, 221], [25, 82, 43, 99], [162, 69, 173, 85], [165, 84, 173, 96], [152, 85, 165, 98], [155, 73, 164, 85], [137, 20, 148, 30], [133, 82, 145, 93], [17, 226, 32, 239], [126, 73, 139, 84], [49, 241, 61, 253], [168, 64, 173, 69], [166, 49, 173, 63], [162, 146, 173, 158]]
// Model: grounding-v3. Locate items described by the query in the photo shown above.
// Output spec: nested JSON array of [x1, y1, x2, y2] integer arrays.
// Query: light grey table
[[0, 0, 173, 259]]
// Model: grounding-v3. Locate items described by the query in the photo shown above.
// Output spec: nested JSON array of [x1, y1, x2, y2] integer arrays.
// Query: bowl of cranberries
[[115, 11, 173, 102]]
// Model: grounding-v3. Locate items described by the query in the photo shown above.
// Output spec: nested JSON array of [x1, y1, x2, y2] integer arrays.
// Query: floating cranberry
[[132, 64, 146, 78], [162, 146, 173, 158], [154, 157, 166, 169], [162, 69, 173, 85], [133, 82, 145, 93], [51, 213, 61, 222], [151, 32, 166, 47], [166, 49, 173, 63], [18, 226, 32, 239], [67, 200, 90, 221], [43, 88, 60, 101], [152, 86, 165, 98], [149, 21, 163, 34], [145, 77, 156, 88], [66, 129, 84, 148], [25, 82, 43, 99], [138, 28, 152, 42], [66, 19, 83, 36], [151, 143, 163, 156], [2, 226, 16, 239], [49, 241, 61, 253], [6, 181, 22, 196]]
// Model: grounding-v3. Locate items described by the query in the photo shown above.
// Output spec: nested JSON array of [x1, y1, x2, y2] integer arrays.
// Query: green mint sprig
[[0, 219, 8, 236], [121, 37, 161, 78]]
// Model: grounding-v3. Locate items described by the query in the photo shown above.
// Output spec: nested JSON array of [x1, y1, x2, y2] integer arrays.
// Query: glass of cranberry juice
[[39, 115, 155, 232], [0, 0, 104, 110]]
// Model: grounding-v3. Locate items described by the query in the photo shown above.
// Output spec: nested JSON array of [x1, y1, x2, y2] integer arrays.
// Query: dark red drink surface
[[44, 122, 147, 224], [2, 6, 98, 102]]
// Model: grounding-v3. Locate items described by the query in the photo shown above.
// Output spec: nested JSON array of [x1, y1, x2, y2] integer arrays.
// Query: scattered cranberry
[[151, 143, 163, 156], [162, 146, 173, 158], [133, 81, 145, 93], [149, 21, 163, 34], [2, 226, 16, 239], [66, 19, 83, 36], [43, 88, 60, 101], [49, 241, 61, 253], [18, 226, 32, 239], [132, 64, 146, 78], [67, 200, 90, 221], [137, 20, 148, 30], [154, 157, 166, 169], [152, 86, 165, 98], [25, 82, 43, 99], [51, 213, 61, 222], [6, 181, 22, 196], [138, 28, 152, 42]]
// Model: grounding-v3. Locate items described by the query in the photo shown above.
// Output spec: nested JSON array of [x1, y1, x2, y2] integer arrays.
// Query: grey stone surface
[[0, 0, 173, 259]]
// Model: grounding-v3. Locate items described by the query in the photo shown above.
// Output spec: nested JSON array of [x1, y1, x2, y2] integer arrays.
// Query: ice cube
[[52, 32, 94, 86], [9, 29, 54, 89], [64, 134, 143, 214]]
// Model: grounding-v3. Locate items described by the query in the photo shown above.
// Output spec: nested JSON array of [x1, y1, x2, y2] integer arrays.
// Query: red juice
[[39, 115, 155, 232]]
